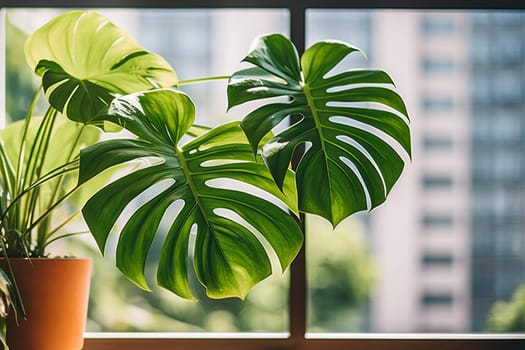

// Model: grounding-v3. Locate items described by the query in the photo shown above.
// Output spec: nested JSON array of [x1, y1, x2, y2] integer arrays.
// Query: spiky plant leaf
[[0, 268, 21, 350], [0, 116, 101, 229]]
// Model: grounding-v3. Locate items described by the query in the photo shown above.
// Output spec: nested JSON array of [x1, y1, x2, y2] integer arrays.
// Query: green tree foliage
[[486, 284, 525, 331], [307, 215, 374, 331]]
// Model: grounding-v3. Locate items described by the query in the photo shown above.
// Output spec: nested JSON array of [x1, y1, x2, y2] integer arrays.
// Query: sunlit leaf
[[25, 10, 178, 124], [228, 34, 411, 226], [80, 89, 302, 300]]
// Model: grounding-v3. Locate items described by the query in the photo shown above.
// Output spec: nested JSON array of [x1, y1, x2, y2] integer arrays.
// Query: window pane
[[5, 7, 290, 333], [306, 9, 525, 333], [422, 135, 454, 151]]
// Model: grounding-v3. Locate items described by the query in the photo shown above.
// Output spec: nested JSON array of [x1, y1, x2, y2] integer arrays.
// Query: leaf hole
[[212, 208, 282, 275], [200, 159, 249, 168], [228, 95, 292, 120], [330, 116, 411, 163], [338, 156, 372, 210], [326, 83, 386, 93], [205, 178, 290, 214], [102, 178, 176, 259], [336, 134, 387, 197]]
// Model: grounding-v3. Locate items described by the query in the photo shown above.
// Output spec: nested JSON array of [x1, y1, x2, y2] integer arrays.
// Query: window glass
[[306, 9, 525, 333], [422, 175, 454, 189], [4, 7, 290, 333], [422, 96, 454, 113], [421, 253, 454, 267], [420, 16, 455, 36], [421, 292, 454, 307], [422, 214, 454, 228], [492, 73, 523, 104], [421, 57, 455, 73], [422, 136, 453, 151]]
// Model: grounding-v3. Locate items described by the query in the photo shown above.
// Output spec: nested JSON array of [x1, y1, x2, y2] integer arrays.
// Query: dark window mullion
[[287, 2, 307, 343]]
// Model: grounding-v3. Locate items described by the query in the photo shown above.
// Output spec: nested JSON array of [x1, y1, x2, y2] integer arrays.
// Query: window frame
[[2, 0, 525, 349]]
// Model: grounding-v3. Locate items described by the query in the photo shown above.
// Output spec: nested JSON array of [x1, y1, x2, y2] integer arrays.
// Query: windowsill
[[306, 332, 525, 339], [85, 332, 290, 339], [85, 332, 525, 340], [83, 332, 525, 350]]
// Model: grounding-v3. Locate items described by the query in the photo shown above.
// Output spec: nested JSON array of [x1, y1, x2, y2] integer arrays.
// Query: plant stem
[[44, 231, 89, 249], [11, 86, 43, 237], [46, 124, 86, 206], [37, 210, 84, 255], [35, 124, 86, 254], [14, 85, 42, 198], [21, 107, 58, 250], [26, 185, 80, 237], [0, 141, 15, 196], [177, 75, 230, 86], [23, 107, 58, 189], [0, 160, 79, 223], [19, 113, 57, 251]]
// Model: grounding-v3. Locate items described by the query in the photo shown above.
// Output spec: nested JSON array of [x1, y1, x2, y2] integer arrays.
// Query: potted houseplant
[[0, 9, 411, 349], [0, 10, 178, 349]]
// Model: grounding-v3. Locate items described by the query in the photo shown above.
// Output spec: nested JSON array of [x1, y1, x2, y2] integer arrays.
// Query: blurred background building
[[360, 10, 525, 332]]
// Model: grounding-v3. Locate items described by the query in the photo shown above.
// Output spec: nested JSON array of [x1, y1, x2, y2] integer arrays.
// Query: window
[[490, 73, 523, 105], [421, 253, 454, 267], [422, 215, 454, 228], [422, 136, 453, 151], [421, 57, 455, 73], [420, 16, 455, 36], [422, 96, 454, 113], [422, 175, 453, 189], [493, 35, 523, 65], [2, 2, 525, 350], [421, 292, 454, 307]]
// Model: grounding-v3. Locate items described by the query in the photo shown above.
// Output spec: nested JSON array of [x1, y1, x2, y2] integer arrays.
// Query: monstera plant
[[0, 9, 410, 348]]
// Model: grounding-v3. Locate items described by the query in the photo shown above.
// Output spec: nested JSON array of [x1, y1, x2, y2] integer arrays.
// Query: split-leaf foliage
[[1, 10, 410, 310]]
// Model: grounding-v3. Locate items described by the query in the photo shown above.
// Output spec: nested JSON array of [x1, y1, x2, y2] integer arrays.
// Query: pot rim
[[0, 257, 91, 261]]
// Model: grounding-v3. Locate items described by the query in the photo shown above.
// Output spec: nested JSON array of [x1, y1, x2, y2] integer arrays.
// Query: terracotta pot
[[2, 258, 91, 350]]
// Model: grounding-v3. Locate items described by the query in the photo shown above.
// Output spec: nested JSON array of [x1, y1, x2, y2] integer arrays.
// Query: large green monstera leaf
[[79, 89, 302, 300], [228, 34, 411, 226], [25, 10, 178, 124]]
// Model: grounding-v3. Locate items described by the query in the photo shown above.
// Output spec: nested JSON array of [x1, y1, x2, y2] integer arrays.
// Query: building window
[[422, 175, 453, 189], [420, 16, 455, 35], [422, 136, 453, 151], [422, 215, 454, 228], [421, 292, 454, 307], [422, 96, 454, 113], [493, 35, 523, 65], [491, 73, 523, 105], [421, 57, 455, 73], [421, 253, 454, 267]]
